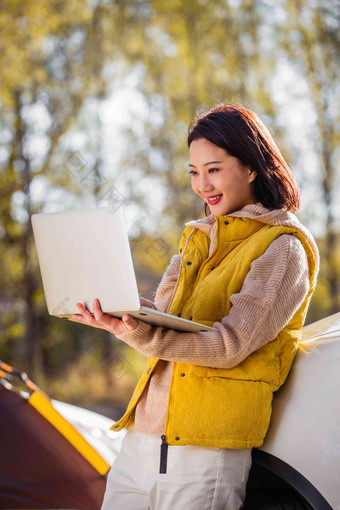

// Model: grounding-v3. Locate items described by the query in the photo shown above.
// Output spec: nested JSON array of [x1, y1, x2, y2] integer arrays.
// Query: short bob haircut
[[188, 104, 300, 215]]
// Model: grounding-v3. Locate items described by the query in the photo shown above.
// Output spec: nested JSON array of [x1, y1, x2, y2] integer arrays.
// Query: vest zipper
[[160, 435, 168, 474]]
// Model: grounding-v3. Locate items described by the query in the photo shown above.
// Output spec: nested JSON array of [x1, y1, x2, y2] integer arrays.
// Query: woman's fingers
[[72, 299, 139, 334], [73, 301, 104, 327], [122, 314, 139, 331], [93, 298, 104, 321], [139, 297, 156, 309], [92, 299, 121, 327], [92, 299, 139, 331], [74, 302, 93, 321]]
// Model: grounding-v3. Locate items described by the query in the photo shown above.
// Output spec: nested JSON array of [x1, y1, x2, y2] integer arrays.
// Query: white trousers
[[101, 428, 252, 510]]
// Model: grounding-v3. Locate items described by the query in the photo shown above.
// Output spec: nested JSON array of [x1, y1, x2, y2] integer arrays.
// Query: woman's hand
[[72, 299, 139, 335], [139, 297, 157, 309]]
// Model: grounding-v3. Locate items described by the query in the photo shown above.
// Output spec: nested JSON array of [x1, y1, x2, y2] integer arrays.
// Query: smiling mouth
[[206, 194, 223, 205]]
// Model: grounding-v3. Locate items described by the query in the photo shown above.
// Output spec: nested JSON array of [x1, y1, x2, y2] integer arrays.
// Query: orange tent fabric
[[0, 383, 107, 509]]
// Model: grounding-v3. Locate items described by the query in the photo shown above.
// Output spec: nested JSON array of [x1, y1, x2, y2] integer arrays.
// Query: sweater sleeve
[[115, 235, 310, 369]]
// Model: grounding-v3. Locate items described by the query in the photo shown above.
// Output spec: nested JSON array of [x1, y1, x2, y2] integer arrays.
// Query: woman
[[73, 104, 319, 509]]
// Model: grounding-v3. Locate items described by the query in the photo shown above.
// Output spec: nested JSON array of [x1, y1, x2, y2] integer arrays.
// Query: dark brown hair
[[188, 104, 300, 214]]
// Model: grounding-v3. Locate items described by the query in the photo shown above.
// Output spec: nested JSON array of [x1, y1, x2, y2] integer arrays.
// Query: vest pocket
[[169, 376, 273, 446], [197, 362, 279, 387]]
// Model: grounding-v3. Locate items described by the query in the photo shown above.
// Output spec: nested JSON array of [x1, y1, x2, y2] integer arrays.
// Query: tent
[[0, 361, 111, 510]]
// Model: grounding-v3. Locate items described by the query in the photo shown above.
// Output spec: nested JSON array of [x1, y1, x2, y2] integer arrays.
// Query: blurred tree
[[0, 0, 138, 379], [120, 0, 279, 242], [277, 0, 340, 315]]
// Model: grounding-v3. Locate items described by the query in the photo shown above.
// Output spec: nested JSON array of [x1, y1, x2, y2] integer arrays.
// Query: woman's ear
[[248, 167, 257, 183]]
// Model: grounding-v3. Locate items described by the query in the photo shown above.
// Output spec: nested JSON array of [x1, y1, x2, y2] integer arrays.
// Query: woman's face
[[189, 138, 257, 216]]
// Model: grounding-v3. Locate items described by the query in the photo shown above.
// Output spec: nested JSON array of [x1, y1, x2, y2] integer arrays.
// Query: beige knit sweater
[[116, 204, 319, 435]]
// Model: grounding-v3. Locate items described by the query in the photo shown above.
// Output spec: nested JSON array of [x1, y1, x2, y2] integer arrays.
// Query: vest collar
[[184, 203, 319, 274]]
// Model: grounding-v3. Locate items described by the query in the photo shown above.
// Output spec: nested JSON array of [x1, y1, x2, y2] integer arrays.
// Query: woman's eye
[[209, 167, 219, 173], [188, 170, 197, 175]]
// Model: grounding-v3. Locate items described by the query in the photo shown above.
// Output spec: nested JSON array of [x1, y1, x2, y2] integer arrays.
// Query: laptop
[[31, 206, 217, 333]]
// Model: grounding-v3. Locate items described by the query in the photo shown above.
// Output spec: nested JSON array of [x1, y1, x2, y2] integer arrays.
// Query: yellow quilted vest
[[111, 216, 318, 449]]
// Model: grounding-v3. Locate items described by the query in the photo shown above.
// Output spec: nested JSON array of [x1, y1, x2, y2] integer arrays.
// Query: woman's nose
[[198, 175, 214, 193]]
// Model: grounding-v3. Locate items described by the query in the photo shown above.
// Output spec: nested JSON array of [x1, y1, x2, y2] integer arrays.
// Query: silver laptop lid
[[31, 207, 140, 316]]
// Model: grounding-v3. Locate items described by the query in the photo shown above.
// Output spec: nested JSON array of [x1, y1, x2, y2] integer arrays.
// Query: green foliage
[[0, 0, 137, 392]]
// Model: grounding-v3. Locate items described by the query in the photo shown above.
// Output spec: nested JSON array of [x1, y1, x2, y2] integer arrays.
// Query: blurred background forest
[[0, 0, 339, 418]]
